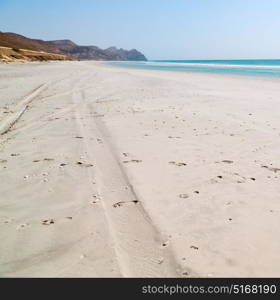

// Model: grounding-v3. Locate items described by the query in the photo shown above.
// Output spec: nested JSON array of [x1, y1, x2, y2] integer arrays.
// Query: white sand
[[0, 61, 280, 277]]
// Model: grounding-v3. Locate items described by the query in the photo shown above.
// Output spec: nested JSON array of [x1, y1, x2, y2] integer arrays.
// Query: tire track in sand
[[0, 84, 47, 135], [0, 73, 82, 137], [72, 87, 182, 277]]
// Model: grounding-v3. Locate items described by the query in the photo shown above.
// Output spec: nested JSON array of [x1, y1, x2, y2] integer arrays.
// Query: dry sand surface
[[0, 61, 280, 277]]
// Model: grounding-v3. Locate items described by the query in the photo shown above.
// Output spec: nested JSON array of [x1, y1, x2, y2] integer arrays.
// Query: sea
[[110, 59, 280, 78]]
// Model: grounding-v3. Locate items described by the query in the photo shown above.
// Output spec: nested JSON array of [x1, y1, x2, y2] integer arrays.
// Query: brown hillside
[[0, 32, 62, 54]]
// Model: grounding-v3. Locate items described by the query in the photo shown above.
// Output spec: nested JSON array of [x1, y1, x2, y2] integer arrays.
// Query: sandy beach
[[0, 61, 280, 277]]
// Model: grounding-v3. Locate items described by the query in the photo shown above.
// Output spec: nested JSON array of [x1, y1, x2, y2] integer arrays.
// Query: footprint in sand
[[113, 200, 139, 208], [162, 242, 169, 247], [41, 219, 55, 225], [76, 161, 94, 167], [16, 223, 30, 230], [190, 245, 199, 250], [221, 160, 234, 164], [262, 165, 280, 173], [123, 160, 142, 164], [179, 194, 189, 199], [168, 136, 181, 139], [157, 258, 164, 265], [92, 194, 101, 204], [169, 161, 187, 166], [11, 153, 20, 157], [33, 158, 54, 163], [2, 218, 13, 225], [44, 158, 54, 161]]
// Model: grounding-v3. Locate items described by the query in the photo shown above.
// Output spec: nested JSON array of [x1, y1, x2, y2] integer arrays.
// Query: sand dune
[[0, 61, 280, 277]]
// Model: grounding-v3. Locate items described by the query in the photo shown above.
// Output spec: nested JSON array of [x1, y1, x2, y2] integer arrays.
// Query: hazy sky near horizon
[[1, 0, 280, 60]]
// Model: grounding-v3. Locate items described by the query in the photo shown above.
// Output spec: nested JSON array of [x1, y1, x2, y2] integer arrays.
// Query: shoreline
[[1, 61, 280, 277], [3, 59, 280, 82], [104, 61, 280, 81]]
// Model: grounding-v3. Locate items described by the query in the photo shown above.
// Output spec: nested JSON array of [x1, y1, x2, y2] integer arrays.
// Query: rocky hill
[[47, 40, 147, 61], [0, 32, 147, 61]]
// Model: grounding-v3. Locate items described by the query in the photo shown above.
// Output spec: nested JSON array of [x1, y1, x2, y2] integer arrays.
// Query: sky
[[1, 0, 280, 60]]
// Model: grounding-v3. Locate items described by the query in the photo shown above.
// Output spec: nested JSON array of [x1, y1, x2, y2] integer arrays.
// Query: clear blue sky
[[1, 0, 280, 60]]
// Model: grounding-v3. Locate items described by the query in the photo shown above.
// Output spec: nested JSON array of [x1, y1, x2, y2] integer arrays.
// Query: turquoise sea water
[[110, 59, 280, 78]]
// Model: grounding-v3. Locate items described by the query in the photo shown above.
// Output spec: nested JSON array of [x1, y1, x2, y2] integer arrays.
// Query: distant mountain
[[104, 47, 147, 61], [47, 40, 147, 61], [47, 40, 114, 60], [0, 32, 147, 61]]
